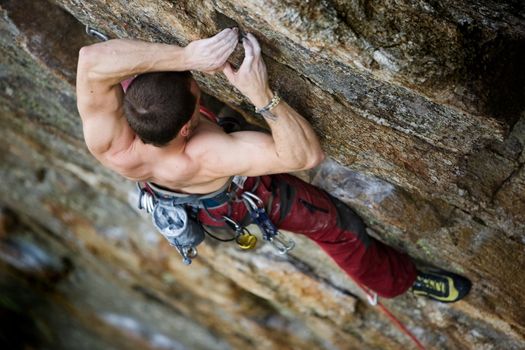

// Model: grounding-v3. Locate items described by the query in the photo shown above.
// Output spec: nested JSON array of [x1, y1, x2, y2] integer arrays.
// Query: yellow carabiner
[[236, 230, 257, 250]]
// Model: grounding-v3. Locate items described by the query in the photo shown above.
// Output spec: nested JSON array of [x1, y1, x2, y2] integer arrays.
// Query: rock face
[[1, 0, 524, 349]]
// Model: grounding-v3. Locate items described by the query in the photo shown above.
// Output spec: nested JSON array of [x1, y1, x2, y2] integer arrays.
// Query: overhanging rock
[[1, 0, 524, 349]]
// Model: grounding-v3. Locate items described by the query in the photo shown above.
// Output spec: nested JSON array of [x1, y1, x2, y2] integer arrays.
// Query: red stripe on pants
[[198, 174, 417, 298]]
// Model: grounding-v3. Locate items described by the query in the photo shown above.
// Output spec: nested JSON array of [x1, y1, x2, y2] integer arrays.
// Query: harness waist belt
[[145, 176, 244, 208]]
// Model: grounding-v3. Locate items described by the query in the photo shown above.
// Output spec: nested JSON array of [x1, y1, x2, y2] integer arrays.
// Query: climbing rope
[[357, 283, 427, 350]]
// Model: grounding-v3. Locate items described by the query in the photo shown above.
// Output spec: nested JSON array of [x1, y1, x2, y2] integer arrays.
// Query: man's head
[[123, 71, 199, 147]]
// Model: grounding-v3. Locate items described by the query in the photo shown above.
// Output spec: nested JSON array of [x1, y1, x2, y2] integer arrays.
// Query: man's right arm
[[201, 33, 324, 177]]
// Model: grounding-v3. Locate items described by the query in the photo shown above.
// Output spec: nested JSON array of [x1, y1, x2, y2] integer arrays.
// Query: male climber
[[76, 28, 470, 302]]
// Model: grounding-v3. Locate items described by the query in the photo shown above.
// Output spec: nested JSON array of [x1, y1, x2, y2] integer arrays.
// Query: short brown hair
[[123, 72, 197, 147]]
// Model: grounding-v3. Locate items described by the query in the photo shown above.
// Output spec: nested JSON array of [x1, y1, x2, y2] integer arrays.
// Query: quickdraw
[[241, 192, 295, 254]]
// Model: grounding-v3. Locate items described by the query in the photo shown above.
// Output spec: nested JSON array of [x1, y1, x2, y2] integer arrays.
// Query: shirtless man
[[76, 28, 470, 302]]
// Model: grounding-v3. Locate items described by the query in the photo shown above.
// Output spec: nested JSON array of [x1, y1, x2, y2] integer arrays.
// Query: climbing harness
[[241, 192, 295, 254], [136, 178, 296, 264]]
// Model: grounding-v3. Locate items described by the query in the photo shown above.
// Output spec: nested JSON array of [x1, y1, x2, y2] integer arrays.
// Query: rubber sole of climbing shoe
[[412, 269, 472, 303]]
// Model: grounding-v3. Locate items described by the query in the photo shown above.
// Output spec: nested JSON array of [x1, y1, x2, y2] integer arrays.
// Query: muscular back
[[106, 115, 233, 194]]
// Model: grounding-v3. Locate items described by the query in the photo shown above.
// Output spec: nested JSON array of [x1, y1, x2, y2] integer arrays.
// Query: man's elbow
[[78, 45, 96, 69], [78, 44, 107, 72], [306, 150, 325, 169], [294, 150, 325, 171]]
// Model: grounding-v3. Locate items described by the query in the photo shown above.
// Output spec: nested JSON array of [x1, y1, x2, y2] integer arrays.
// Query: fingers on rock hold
[[247, 33, 261, 55], [243, 37, 254, 58]]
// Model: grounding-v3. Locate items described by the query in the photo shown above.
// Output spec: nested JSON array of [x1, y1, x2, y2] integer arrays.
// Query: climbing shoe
[[411, 269, 471, 303]]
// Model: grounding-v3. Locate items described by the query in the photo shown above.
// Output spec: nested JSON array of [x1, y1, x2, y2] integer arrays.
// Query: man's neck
[[168, 136, 188, 153]]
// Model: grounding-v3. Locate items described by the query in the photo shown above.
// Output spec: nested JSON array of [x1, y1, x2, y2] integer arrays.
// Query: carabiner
[[242, 192, 264, 207], [240, 191, 295, 254], [222, 216, 242, 234], [241, 195, 258, 212], [268, 232, 295, 254], [85, 25, 109, 41], [235, 228, 258, 250], [181, 246, 198, 265], [137, 183, 157, 213]]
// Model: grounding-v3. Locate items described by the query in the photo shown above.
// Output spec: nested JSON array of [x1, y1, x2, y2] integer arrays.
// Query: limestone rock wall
[[1, 0, 524, 349]]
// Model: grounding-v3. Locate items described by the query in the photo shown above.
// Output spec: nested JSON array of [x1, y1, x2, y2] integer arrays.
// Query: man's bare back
[[76, 29, 324, 195], [113, 113, 232, 194]]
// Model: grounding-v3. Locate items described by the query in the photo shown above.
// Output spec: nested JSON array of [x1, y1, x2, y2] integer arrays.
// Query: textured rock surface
[[1, 0, 524, 349]]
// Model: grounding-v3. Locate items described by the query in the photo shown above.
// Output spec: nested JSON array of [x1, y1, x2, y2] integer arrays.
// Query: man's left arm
[[76, 29, 239, 160]]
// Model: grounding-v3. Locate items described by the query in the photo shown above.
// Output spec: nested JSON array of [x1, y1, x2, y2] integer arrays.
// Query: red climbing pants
[[197, 174, 417, 298]]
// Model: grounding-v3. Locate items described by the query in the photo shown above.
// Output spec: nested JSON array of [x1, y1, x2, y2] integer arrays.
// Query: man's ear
[[180, 123, 190, 137]]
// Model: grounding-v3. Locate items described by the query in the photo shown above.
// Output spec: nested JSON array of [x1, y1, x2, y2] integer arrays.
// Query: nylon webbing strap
[[143, 178, 234, 208]]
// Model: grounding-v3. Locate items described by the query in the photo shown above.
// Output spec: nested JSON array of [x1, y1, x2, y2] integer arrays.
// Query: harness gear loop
[[137, 183, 156, 213], [241, 192, 295, 254], [203, 203, 233, 224]]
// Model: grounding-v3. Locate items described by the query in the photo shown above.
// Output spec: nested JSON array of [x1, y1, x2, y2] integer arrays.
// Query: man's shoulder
[[185, 123, 232, 158], [101, 141, 149, 178]]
